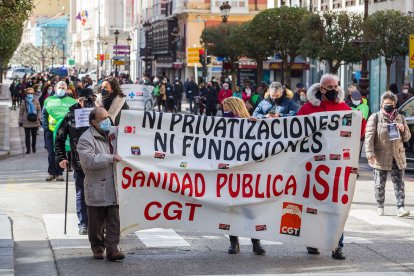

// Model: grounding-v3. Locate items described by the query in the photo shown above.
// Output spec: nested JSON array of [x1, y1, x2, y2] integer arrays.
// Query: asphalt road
[[0, 97, 413, 276]]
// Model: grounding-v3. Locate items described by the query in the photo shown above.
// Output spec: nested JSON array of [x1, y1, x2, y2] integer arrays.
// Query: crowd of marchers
[[7, 69, 412, 262]]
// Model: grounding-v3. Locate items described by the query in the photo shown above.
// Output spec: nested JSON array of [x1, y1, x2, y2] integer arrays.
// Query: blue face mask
[[56, 89, 66, 97], [26, 94, 34, 101], [99, 118, 111, 132]]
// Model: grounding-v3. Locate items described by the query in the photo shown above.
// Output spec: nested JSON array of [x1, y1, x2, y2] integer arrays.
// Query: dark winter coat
[[55, 103, 90, 171], [253, 97, 298, 119]]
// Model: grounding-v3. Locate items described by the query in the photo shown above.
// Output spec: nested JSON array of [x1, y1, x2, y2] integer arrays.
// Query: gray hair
[[320, 74, 339, 86], [55, 81, 67, 90], [380, 91, 397, 104], [268, 81, 282, 92]]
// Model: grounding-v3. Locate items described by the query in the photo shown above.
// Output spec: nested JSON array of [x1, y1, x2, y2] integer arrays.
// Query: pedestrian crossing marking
[[134, 228, 191, 248], [43, 214, 89, 249], [225, 235, 283, 245], [349, 210, 411, 227], [343, 236, 372, 244]]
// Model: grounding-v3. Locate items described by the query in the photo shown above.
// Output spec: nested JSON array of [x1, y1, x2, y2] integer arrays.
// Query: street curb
[[0, 213, 14, 275], [0, 106, 10, 160]]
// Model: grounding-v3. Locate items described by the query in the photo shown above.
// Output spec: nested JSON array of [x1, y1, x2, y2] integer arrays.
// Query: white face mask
[[352, 100, 361, 106], [245, 89, 251, 95], [403, 89, 408, 94], [300, 95, 307, 102]]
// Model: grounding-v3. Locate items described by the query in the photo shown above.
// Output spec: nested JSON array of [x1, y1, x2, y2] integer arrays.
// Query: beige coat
[[77, 126, 118, 206], [364, 111, 411, 170], [19, 99, 41, 128]]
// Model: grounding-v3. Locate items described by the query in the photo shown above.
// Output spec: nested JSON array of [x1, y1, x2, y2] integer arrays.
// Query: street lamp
[[126, 35, 132, 74], [143, 21, 152, 77], [41, 45, 45, 72], [359, 0, 370, 98], [220, 1, 232, 23], [114, 29, 120, 77]]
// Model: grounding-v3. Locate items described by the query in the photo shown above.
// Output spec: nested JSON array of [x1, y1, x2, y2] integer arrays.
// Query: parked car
[[6, 68, 35, 79], [398, 97, 414, 171], [49, 67, 69, 78], [78, 70, 97, 82]]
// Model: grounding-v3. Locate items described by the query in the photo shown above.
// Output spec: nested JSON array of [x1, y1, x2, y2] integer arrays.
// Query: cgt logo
[[280, 202, 302, 237]]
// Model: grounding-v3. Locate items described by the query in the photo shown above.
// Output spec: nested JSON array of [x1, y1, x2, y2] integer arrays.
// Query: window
[[400, 100, 414, 117]]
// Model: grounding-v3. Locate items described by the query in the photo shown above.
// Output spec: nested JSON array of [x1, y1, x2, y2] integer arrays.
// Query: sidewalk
[[0, 81, 10, 160]]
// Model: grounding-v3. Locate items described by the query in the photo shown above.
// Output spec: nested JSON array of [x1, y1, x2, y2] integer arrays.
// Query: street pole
[[61, 41, 65, 67], [51, 42, 55, 69], [359, 0, 369, 98], [97, 2, 101, 81], [114, 30, 120, 77]]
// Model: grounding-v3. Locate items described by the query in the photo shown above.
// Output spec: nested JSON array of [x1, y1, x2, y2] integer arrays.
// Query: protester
[[232, 85, 242, 99], [389, 83, 399, 95], [33, 84, 42, 101], [9, 79, 20, 110], [396, 83, 413, 108], [221, 96, 266, 255], [173, 78, 184, 112], [205, 82, 218, 116], [297, 73, 357, 260], [56, 88, 96, 235], [100, 77, 129, 126], [77, 107, 124, 261], [365, 91, 411, 217], [19, 87, 41, 154], [42, 81, 77, 181], [296, 88, 308, 109], [347, 91, 369, 119], [253, 82, 298, 119], [39, 84, 54, 110], [185, 76, 199, 112], [242, 85, 252, 103], [218, 83, 233, 114]]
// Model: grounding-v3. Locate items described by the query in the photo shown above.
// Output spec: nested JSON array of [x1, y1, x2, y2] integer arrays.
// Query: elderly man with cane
[[77, 107, 124, 261]]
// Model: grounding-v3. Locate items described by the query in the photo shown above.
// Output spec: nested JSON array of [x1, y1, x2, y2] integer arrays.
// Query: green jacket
[[350, 98, 369, 119]]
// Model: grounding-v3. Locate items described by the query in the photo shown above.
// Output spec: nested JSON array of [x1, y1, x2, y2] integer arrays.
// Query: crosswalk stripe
[[134, 228, 191, 248], [225, 235, 283, 245], [343, 236, 373, 244], [349, 209, 411, 227], [42, 214, 89, 249]]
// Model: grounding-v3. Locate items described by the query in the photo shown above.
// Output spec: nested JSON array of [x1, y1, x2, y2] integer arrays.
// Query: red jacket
[[218, 89, 233, 104], [298, 83, 366, 138]]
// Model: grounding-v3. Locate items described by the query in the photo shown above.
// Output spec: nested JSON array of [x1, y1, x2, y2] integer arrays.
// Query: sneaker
[[106, 250, 125, 261], [45, 175, 55, 181], [377, 207, 384, 216], [79, 227, 88, 235], [332, 247, 346, 260], [397, 207, 410, 217], [55, 175, 64, 181]]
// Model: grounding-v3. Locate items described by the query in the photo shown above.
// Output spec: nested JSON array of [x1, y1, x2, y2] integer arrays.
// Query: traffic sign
[[187, 47, 204, 65], [68, 59, 75, 66], [410, 35, 414, 69]]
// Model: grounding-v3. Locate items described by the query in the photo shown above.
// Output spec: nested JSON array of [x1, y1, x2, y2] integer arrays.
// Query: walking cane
[[64, 162, 69, 235]]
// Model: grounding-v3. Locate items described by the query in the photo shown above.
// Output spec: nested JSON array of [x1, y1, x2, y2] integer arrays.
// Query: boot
[[228, 236, 240, 254], [252, 239, 266, 255]]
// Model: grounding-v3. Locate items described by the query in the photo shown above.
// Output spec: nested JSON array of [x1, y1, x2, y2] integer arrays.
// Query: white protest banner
[[121, 84, 153, 110], [116, 110, 362, 250], [74, 108, 93, 128]]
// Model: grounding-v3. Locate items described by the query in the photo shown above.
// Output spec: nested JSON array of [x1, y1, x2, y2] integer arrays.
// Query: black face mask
[[101, 88, 109, 97], [324, 89, 338, 101], [383, 104, 395, 113]]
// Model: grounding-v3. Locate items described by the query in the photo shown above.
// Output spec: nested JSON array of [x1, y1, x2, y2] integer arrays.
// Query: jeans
[[188, 95, 194, 112], [45, 130, 63, 176], [74, 169, 88, 228], [24, 127, 37, 152]]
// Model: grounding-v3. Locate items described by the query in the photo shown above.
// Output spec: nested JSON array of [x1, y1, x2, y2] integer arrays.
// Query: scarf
[[26, 97, 36, 115], [103, 93, 116, 111], [382, 109, 396, 122]]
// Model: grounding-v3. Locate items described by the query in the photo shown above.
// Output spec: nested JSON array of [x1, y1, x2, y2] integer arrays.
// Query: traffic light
[[199, 49, 205, 66]]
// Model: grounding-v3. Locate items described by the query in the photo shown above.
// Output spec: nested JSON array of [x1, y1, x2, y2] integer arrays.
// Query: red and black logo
[[329, 154, 341, 160], [306, 207, 318, 215], [314, 155, 326, 161], [343, 149, 350, 160], [124, 125, 136, 134], [131, 146, 141, 155], [219, 223, 230, 230], [280, 202, 302, 237], [218, 163, 229, 169], [255, 225, 267, 231], [154, 152, 165, 159], [340, 131, 352, 138]]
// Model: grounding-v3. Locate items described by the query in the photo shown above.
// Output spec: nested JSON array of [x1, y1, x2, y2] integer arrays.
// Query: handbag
[[27, 113, 37, 122]]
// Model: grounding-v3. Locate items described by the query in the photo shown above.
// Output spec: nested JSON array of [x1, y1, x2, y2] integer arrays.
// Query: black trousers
[[24, 127, 37, 152], [87, 205, 120, 254]]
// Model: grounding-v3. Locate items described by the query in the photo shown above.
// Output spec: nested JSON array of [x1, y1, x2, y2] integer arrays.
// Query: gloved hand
[[19, 122, 23, 127]]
